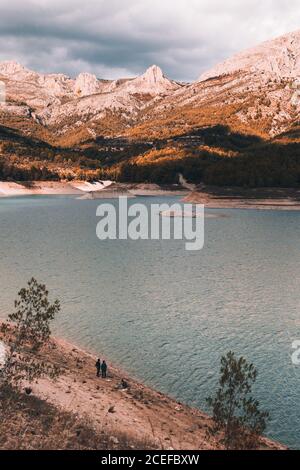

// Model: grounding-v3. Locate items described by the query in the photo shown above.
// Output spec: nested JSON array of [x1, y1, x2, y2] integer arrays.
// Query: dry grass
[[0, 388, 157, 450]]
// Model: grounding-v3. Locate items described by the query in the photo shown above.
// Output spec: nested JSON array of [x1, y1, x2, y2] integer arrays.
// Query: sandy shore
[[0, 326, 285, 450], [1, 182, 300, 209], [0, 181, 188, 199], [184, 187, 300, 210], [30, 337, 218, 450], [0, 181, 82, 197]]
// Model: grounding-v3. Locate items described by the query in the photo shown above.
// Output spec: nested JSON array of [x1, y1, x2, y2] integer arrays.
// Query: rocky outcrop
[[199, 30, 300, 81], [74, 73, 100, 97], [120, 65, 181, 95]]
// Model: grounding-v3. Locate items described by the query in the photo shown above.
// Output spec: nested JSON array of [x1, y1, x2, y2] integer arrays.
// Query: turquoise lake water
[[0, 195, 299, 448]]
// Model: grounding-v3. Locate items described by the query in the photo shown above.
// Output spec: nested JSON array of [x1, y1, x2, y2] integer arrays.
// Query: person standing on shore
[[95, 358, 101, 377], [101, 360, 107, 378]]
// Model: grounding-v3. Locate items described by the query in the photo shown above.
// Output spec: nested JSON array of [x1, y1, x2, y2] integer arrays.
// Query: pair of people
[[95, 358, 107, 378]]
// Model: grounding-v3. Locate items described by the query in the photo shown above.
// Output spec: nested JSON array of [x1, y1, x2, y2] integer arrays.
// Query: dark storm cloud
[[0, 0, 299, 81]]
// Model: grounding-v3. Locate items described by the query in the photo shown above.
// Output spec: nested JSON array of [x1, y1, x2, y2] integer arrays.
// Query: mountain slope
[[1, 31, 300, 142], [1, 30, 300, 186], [0, 63, 182, 144], [129, 31, 300, 141], [199, 30, 300, 81]]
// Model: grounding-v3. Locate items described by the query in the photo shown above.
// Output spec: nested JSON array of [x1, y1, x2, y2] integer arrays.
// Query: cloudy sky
[[0, 0, 299, 81]]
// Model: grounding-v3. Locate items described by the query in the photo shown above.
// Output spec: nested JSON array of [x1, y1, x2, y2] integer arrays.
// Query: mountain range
[[1, 30, 300, 186]]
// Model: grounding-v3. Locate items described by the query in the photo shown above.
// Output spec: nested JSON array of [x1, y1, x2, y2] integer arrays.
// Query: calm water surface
[[0, 196, 299, 448]]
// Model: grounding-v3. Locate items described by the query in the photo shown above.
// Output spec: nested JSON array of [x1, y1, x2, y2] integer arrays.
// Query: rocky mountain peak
[[141, 65, 164, 83], [74, 72, 100, 97], [0, 61, 34, 80], [124, 64, 179, 95]]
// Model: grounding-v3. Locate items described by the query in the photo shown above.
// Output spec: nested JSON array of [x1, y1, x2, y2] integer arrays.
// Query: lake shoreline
[[184, 186, 300, 210], [1, 181, 300, 210], [0, 322, 287, 450], [0, 181, 187, 198]]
